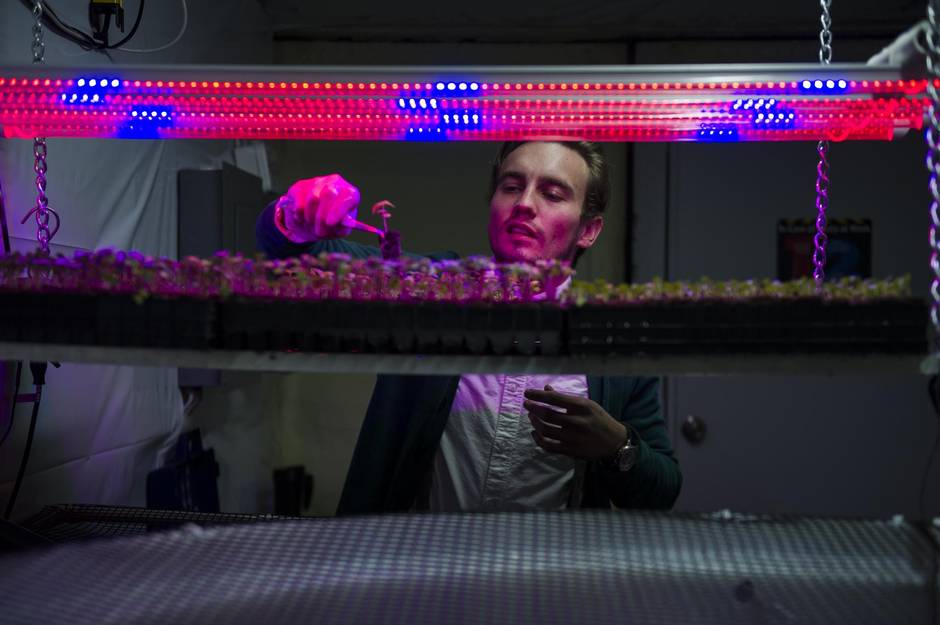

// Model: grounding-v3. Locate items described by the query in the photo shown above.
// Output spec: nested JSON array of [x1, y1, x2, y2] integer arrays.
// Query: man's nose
[[513, 185, 539, 215]]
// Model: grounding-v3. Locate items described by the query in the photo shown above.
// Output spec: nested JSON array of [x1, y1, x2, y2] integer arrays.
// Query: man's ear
[[576, 215, 604, 250]]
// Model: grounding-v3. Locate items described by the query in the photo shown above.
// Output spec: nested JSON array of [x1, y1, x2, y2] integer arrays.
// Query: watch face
[[617, 445, 637, 472]]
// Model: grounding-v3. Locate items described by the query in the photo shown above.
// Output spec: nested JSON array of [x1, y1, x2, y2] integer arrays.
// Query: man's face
[[488, 142, 603, 264]]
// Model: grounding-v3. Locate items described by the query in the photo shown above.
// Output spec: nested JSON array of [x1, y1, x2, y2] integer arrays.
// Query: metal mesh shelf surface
[[1, 509, 936, 625], [23, 504, 305, 543]]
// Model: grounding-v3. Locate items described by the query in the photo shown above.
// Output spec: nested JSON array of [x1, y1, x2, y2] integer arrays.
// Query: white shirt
[[429, 373, 589, 512]]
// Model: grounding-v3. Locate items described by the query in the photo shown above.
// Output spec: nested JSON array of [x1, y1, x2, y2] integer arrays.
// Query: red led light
[[0, 67, 925, 142]]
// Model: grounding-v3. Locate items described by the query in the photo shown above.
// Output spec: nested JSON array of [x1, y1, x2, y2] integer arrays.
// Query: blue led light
[[439, 109, 482, 127], [406, 107, 483, 140], [61, 75, 122, 107], [799, 78, 848, 94], [400, 80, 482, 138], [398, 97, 440, 112], [427, 80, 480, 96], [697, 124, 739, 142], [731, 98, 776, 113], [119, 105, 174, 138], [752, 109, 796, 128]]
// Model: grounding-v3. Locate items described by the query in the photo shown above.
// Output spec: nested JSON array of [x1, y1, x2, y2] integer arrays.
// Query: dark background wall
[[257, 2, 939, 517]]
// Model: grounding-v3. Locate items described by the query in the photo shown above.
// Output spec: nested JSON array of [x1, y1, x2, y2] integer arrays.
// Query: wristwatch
[[603, 426, 638, 472]]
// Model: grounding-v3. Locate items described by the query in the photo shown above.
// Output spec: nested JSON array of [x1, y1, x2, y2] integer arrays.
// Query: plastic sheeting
[[0, 1, 273, 520]]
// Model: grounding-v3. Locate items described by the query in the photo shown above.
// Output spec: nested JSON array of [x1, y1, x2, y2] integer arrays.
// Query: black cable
[[0, 172, 22, 451], [0, 363, 23, 449], [91, 12, 112, 46], [19, 0, 145, 51], [2, 392, 39, 520], [2, 363, 46, 521], [19, 0, 98, 50], [0, 168, 12, 256], [106, 1, 145, 50], [922, 375, 940, 523]]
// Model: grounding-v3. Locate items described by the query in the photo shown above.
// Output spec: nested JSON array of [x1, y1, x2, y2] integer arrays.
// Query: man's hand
[[524, 385, 628, 460], [276, 174, 361, 243]]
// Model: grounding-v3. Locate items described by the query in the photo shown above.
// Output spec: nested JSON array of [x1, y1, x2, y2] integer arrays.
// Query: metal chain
[[926, 2, 940, 338], [818, 0, 833, 64], [30, 1, 45, 63], [26, 0, 58, 255], [813, 142, 830, 285], [812, 0, 833, 289]]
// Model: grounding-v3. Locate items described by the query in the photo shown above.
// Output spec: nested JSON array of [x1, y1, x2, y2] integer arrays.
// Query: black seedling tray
[[217, 299, 564, 356], [0, 291, 216, 349], [567, 298, 928, 355]]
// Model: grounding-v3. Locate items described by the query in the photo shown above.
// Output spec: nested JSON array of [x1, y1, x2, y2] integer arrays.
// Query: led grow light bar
[[0, 63, 928, 142]]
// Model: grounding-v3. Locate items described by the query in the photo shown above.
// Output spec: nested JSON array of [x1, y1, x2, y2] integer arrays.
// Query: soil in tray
[[0, 291, 98, 345], [567, 298, 928, 355], [97, 296, 215, 349], [220, 298, 298, 351], [0, 291, 215, 349], [215, 299, 563, 357]]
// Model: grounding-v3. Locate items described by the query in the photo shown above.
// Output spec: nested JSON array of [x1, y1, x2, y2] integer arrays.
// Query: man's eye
[[501, 184, 522, 193], [544, 191, 564, 202]]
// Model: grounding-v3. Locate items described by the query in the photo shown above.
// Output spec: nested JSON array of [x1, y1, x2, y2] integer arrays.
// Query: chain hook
[[926, 2, 940, 344], [812, 0, 833, 291], [28, 0, 55, 255]]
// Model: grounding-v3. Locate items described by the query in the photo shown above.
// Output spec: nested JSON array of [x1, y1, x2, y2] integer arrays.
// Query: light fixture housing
[[0, 63, 928, 142]]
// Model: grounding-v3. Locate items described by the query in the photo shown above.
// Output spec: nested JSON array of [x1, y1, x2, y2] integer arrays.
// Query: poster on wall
[[777, 218, 872, 281]]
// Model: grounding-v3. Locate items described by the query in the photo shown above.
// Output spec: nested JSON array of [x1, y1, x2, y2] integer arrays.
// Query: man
[[257, 141, 681, 514]]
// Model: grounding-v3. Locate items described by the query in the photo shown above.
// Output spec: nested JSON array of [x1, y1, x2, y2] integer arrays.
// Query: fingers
[[524, 400, 578, 428], [523, 388, 590, 411], [526, 403, 579, 446], [319, 176, 360, 232], [286, 174, 360, 239], [531, 428, 566, 453]]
